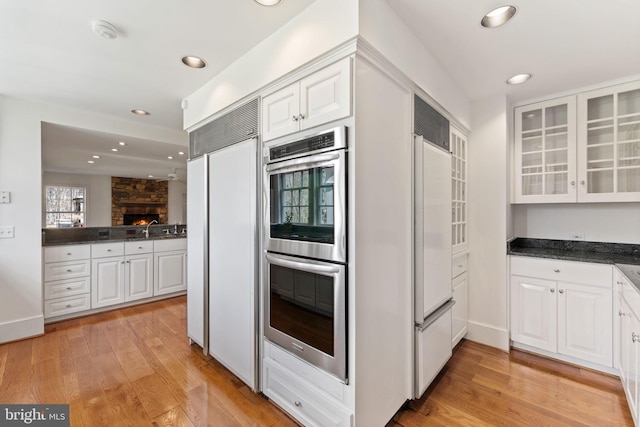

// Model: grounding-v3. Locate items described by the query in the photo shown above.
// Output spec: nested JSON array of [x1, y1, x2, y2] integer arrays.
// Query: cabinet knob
[[138, 246, 143, 249], [559, 289, 564, 294], [580, 180, 585, 185], [633, 332, 640, 343], [294, 401, 302, 407], [298, 114, 305, 120], [107, 249, 112, 252], [620, 310, 626, 317], [570, 181, 575, 186], [292, 115, 299, 122], [65, 304, 72, 308], [550, 288, 555, 293], [553, 269, 560, 273], [66, 252, 72, 256], [66, 269, 72, 272], [66, 287, 72, 290], [458, 264, 463, 268]]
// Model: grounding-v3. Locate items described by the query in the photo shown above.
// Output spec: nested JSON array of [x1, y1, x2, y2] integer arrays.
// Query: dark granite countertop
[[42, 225, 187, 246], [508, 237, 640, 292]]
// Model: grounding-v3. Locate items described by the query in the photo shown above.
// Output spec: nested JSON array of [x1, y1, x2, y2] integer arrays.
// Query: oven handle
[[266, 253, 341, 275], [266, 152, 340, 173]]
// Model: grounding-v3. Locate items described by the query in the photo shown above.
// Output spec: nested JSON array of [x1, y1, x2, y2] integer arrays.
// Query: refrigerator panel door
[[209, 138, 257, 389], [415, 305, 452, 398], [186, 156, 206, 348], [414, 136, 453, 323]]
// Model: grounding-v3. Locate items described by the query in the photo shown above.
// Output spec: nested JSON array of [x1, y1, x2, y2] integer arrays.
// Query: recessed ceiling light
[[178, 151, 185, 156], [148, 175, 154, 178], [92, 155, 101, 159], [111, 148, 119, 152], [88, 160, 95, 164], [168, 156, 174, 160], [481, 6, 517, 28], [131, 109, 150, 116], [119, 141, 126, 146], [181, 56, 207, 69], [255, 0, 282, 5], [506, 73, 533, 85]]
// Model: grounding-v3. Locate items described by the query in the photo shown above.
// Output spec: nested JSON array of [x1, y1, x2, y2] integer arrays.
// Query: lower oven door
[[264, 252, 347, 383]]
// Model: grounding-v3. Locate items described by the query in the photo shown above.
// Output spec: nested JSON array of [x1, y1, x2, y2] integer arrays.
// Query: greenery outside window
[[45, 186, 85, 228]]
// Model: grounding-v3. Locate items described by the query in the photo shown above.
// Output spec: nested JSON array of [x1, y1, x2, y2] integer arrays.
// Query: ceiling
[[3, 0, 640, 179]]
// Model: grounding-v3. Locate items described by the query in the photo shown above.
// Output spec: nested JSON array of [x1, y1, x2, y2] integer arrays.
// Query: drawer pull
[[66, 287, 72, 290], [553, 269, 560, 273], [107, 249, 112, 252], [66, 269, 73, 272], [294, 401, 302, 407], [66, 252, 72, 256], [65, 304, 72, 308], [138, 246, 143, 249]]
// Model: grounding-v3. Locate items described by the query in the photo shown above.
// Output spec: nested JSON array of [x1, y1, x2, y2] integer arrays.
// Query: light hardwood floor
[[0, 296, 633, 426]]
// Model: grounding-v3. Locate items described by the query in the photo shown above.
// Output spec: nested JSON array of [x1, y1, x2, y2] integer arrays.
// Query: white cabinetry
[[154, 238, 187, 296], [513, 96, 576, 203], [91, 242, 126, 308], [451, 126, 468, 253], [577, 80, 640, 202], [262, 58, 351, 141], [451, 253, 468, 347], [262, 340, 352, 427], [510, 256, 613, 368], [124, 241, 154, 302], [617, 268, 640, 426], [513, 80, 640, 203], [43, 245, 91, 319]]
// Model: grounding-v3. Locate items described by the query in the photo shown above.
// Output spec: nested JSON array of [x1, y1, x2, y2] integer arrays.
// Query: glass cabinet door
[[578, 81, 640, 201], [451, 126, 468, 254], [514, 96, 577, 203]]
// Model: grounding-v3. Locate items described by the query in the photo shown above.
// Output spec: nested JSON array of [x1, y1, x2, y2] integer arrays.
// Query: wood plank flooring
[[0, 296, 633, 426]]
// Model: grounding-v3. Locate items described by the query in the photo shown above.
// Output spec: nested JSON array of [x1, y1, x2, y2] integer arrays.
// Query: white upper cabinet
[[451, 126, 468, 253], [513, 80, 640, 203], [514, 96, 577, 203], [262, 58, 351, 141], [577, 81, 640, 202]]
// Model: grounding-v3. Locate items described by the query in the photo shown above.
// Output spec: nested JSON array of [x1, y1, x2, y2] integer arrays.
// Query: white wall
[[42, 172, 112, 227], [183, 0, 359, 129], [357, 0, 471, 129], [513, 203, 640, 244], [468, 95, 510, 351], [0, 96, 45, 342], [168, 180, 187, 225]]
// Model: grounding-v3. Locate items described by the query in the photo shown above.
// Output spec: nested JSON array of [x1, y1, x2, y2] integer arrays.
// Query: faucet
[[143, 220, 158, 239], [173, 223, 178, 234]]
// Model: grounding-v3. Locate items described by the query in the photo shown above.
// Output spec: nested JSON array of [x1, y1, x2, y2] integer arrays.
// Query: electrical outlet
[[570, 233, 585, 241], [0, 226, 14, 239], [0, 191, 10, 204]]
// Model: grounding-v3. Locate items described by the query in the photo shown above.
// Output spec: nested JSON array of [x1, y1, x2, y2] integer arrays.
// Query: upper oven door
[[265, 149, 346, 263]]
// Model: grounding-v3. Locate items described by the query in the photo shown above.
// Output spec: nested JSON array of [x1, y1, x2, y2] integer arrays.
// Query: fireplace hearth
[[123, 214, 160, 226]]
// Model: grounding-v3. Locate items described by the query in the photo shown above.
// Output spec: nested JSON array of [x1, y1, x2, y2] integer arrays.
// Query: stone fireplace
[[111, 177, 168, 226]]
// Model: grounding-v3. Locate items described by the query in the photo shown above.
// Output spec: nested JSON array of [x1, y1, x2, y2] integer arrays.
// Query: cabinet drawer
[[44, 277, 90, 300], [154, 238, 187, 252], [44, 260, 90, 281], [416, 306, 452, 397], [510, 256, 612, 288], [92, 242, 125, 258], [44, 245, 90, 263], [263, 359, 352, 427], [125, 240, 154, 254], [44, 294, 90, 318], [452, 253, 468, 278]]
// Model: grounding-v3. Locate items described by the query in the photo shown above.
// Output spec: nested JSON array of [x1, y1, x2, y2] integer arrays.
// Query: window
[[45, 186, 85, 228]]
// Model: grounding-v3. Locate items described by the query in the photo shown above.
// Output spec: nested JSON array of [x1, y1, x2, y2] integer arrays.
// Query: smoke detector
[[92, 20, 118, 40]]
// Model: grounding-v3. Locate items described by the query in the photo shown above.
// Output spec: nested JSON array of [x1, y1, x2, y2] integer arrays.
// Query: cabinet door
[[154, 250, 187, 295], [577, 81, 640, 202], [299, 59, 351, 131], [91, 257, 125, 308], [451, 272, 468, 348], [513, 96, 576, 203], [262, 82, 300, 141], [510, 275, 557, 352], [557, 282, 613, 366], [629, 307, 640, 424], [451, 126, 468, 254], [125, 254, 153, 302]]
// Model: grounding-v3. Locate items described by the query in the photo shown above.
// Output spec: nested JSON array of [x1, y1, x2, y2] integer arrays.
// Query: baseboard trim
[[466, 320, 509, 351], [0, 314, 44, 344]]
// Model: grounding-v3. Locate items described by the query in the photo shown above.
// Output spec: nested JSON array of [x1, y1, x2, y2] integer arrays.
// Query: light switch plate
[[0, 226, 14, 238], [0, 191, 10, 204]]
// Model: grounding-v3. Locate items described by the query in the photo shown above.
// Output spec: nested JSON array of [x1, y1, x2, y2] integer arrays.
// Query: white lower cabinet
[[43, 245, 91, 319], [154, 239, 187, 296], [262, 341, 352, 427], [92, 255, 125, 308], [617, 269, 640, 426], [451, 253, 468, 347], [510, 256, 613, 368]]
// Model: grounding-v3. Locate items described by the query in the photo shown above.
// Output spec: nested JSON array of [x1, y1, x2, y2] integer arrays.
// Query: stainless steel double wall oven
[[263, 126, 348, 382]]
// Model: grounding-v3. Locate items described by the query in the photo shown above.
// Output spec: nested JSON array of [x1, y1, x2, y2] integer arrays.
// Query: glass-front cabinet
[[577, 81, 640, 202], [451, 126, 468, 253], [513, 96, 577, 203]]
